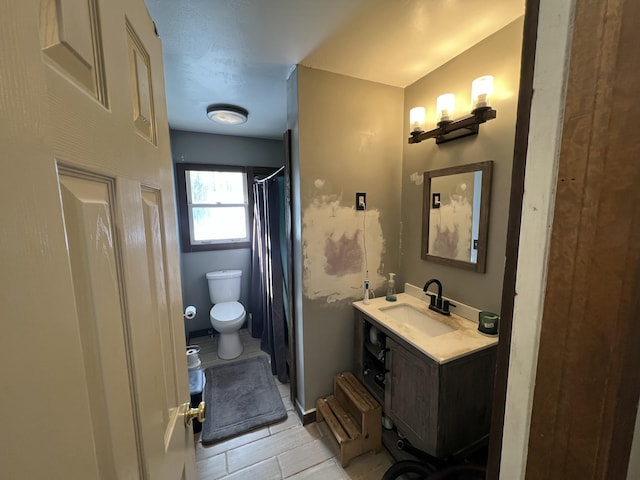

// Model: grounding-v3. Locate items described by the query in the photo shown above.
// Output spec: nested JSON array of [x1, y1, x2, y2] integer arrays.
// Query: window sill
[[182, 241, 251, 253]]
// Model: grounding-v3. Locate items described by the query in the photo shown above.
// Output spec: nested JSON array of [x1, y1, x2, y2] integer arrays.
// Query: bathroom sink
[[380, 303, 457, 337]]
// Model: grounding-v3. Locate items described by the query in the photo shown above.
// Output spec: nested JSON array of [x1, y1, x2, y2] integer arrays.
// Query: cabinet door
[[385, 338, 439, 455]]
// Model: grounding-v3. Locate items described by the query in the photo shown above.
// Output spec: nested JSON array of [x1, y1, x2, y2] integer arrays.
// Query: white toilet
[[206, 269, 246, 360]]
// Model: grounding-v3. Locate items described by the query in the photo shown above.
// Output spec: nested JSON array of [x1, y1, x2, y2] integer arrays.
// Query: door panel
[[40, 0, 107, 104], [141, 187, 179, 420], [127, 21, 156, 143], [58, 170, 141, 479]]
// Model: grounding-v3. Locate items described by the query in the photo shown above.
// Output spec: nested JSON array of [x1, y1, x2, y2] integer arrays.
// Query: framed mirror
[[422, 161, 493, 272]]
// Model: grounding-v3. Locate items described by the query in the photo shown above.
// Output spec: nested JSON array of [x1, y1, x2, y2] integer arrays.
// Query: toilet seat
[[210, 301, 244, 322]]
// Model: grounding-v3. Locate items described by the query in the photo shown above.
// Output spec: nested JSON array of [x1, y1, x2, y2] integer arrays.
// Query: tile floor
[[190, 329, 394, 479]]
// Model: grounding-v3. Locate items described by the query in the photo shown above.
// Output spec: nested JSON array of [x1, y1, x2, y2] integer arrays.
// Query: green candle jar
[[478, 311, 499, 335]]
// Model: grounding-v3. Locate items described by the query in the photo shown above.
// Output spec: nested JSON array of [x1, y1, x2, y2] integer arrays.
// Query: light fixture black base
[[435, 124, 479, 144], [408, 108, 496, 145]]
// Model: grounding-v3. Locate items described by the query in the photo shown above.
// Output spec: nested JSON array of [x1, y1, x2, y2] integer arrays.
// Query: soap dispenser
[[385, 273, 397, 302]]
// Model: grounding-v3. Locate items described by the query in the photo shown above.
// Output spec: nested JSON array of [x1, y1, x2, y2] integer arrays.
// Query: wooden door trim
[[486, 0, 540, 477], [283, 129, 298, 413], [525, 0, 640, 477]]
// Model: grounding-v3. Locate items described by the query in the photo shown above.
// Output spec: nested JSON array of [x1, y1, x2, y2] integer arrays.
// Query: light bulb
[[436, 93, 455, 124], [471, 75, 494, 111], [410, 106, 426, 132]]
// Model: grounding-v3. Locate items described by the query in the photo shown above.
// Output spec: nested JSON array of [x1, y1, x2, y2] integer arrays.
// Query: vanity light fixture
[[206, 104, 249, 125], [408, 75, 496, 145]]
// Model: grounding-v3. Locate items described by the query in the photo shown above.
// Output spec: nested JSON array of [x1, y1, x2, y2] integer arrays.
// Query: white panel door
[[0, 1, 196, 479]]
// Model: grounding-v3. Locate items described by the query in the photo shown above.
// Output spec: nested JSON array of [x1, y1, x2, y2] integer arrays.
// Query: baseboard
[[187, 328, 214, 344], [295, 400, 316, 425]]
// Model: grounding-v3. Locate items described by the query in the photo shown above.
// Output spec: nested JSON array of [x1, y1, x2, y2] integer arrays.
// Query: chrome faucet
[[423, 278, 455, 316]]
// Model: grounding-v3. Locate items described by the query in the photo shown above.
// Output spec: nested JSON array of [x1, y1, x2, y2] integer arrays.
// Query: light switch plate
[[356, 192, 366, 210]]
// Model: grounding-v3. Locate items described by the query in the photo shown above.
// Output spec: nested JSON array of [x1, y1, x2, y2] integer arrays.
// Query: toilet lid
[[210, 301, 244, 322]]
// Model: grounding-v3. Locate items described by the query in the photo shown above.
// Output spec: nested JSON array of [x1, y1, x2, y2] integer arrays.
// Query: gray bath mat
[[201, 355, 287, 444]]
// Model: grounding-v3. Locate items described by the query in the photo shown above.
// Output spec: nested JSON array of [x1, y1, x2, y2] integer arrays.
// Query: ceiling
[[144, 0, 524, 139]]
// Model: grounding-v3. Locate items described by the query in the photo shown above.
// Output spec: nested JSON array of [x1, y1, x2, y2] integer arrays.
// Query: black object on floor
[[382, 460, 486, 480], [382, 460, 434, 479], [381, 428, 488, 479], [188, 369, 204, 433], [201, 356, 287, 445]]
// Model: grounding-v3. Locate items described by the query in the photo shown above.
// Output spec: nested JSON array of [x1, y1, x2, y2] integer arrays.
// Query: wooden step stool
[[316, 371, 382, 467]]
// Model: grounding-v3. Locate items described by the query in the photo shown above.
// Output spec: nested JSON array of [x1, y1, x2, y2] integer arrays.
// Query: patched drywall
[[302, 190, 385, 303], [409, 171, 424, 186]]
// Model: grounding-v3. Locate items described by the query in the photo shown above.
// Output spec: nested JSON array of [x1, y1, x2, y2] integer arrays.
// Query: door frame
[[486, 0, 540, 475], [525, 0, 640, 476], [283, 129, 299, 408], [487, 0, 640, 477]]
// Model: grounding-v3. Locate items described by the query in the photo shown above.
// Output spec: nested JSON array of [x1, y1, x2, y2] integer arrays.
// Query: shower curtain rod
[[254, 165, 284, 183]]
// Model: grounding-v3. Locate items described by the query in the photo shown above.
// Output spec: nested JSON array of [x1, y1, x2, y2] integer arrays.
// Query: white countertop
[[353, 292, 498, 364]]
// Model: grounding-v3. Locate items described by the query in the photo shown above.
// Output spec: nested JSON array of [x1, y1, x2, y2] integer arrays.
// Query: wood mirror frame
[[421, 161, 493, 272]]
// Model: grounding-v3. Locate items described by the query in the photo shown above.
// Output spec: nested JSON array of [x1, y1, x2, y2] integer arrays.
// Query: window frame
[[175, 163, 276, 252]]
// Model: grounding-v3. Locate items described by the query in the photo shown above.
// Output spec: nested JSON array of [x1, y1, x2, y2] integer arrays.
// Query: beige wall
[[294, 66, 404, 408], [401, 18, 524, 314]]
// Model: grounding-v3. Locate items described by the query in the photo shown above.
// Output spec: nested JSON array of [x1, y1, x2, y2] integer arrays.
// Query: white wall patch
[[302, 197, 385, 302], [410, 171, 424, 185]]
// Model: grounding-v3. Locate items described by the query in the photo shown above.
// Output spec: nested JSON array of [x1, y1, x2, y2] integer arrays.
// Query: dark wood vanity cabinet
[[354, 310, 497, 458]]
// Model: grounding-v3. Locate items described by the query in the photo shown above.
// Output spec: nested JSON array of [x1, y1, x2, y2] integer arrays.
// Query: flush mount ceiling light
[[206, 104, 248, 125]]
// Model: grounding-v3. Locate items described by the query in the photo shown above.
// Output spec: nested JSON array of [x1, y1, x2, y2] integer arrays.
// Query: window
[[175, 163, 276, 252], [187, 169, 249, 244]]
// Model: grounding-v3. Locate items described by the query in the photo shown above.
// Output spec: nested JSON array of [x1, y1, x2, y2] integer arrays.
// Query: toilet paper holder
[[184, 305, 197, 320]]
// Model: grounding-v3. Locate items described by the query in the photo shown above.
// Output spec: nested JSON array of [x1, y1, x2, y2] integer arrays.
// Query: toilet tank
[[206, 270, 242, 304]]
